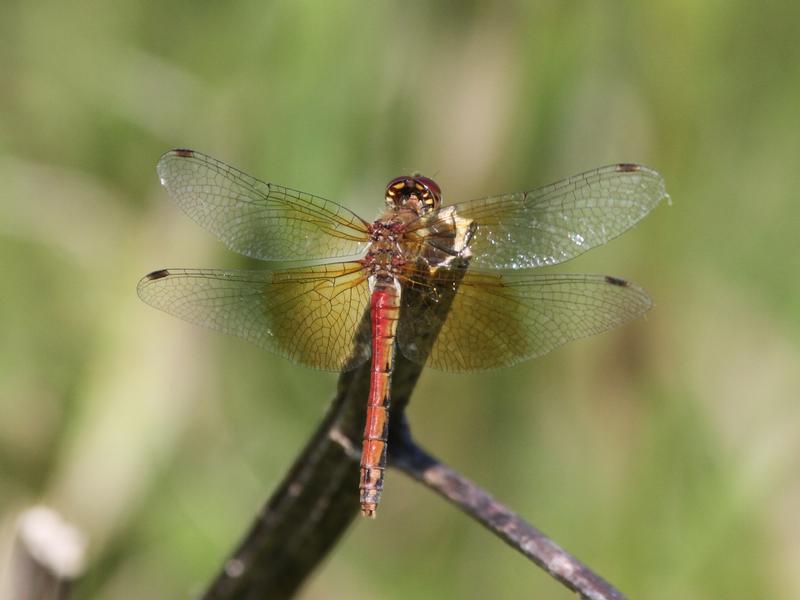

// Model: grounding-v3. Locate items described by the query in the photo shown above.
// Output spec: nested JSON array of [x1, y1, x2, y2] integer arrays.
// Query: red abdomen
[[359, 280, 401, 517]]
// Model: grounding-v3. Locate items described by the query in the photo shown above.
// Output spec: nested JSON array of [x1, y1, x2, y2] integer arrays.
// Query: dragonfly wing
[[416, 164, 667, 270], [137, 262, 371, 371], [156, 149, 371, 262], [398, 270, 652, 372]]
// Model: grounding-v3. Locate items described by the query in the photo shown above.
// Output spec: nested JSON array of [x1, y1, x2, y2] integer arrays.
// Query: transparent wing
[[156, 149, 371, 261], [413, 164, 667, 270], [137, 262, 371, 371], [398, 269, 652, 372]]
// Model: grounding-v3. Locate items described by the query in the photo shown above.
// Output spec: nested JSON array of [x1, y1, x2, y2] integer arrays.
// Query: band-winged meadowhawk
[[138, 149, 667, 517]]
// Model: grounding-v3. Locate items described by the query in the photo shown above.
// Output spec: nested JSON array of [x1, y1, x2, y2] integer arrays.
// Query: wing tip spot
[[604, 275, 629, 287], [173, 149, 195, 158], [145, 269, 171, 281], [615, 163, 640, 173]]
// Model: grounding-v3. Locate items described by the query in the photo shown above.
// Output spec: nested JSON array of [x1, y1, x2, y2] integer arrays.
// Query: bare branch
[[389, 421, 629, 600], [199, 362, 365, 599]]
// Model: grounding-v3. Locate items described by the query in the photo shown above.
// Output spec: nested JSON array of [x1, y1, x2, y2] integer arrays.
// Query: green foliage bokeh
[[1, 2, 799, 599]]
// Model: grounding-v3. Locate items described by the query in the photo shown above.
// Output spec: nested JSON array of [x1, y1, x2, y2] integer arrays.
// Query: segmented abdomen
[[359, 278, 401, 517]]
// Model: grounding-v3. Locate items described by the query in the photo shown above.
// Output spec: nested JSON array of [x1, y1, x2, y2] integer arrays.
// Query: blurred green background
[[1, 1, 799, 598]]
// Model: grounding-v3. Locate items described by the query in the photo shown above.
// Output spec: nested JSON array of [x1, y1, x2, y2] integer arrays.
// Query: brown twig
[[198, 361, 362, 599], [390, 419, 629, 600]]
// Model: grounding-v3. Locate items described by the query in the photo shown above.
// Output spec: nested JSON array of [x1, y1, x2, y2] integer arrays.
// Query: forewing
[[156, 149, 370, 261], [137, 262, 371, 371], [416, 164, 667, 270], [398, 270, 652, 372]]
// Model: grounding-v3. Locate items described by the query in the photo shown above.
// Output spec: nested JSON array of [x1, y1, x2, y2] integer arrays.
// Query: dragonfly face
[[364, 175, 468, 287], [138, 149, 668, 516], [385, 174, 442, 215]]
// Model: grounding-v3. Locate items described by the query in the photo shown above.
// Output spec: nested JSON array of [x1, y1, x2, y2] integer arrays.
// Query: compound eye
[[385, 175, 443, 213], [414, 175, 442, 204], [385, 176, 412, 202]]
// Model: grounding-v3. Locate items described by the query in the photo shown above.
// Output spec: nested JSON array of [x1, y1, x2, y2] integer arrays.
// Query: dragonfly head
[[385, 174, 442, 215]]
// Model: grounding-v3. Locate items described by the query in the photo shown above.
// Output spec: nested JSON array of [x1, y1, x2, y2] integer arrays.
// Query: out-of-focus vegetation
[[1, 1, 799, 598]]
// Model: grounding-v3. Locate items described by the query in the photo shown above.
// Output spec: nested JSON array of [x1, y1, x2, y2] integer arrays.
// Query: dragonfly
[[138, 149, 667, 517]]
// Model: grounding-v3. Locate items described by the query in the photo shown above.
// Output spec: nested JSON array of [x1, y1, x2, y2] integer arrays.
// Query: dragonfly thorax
[[362, 219, 408, 279], [385, 174, 442, 215]]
